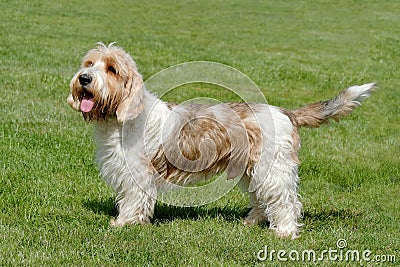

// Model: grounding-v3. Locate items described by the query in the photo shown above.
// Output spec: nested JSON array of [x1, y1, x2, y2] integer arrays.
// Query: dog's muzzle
[[76, 73, 95, 113]]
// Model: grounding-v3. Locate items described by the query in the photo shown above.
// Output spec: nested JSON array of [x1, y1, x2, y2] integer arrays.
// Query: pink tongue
[[80, 97, 94, 113]]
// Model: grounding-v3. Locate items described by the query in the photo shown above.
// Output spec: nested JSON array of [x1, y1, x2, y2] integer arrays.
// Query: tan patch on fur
[[290, 127, 300, 164], [289, 86, 372, 128], [151, 103, 264, 185], [290, 102, 331, 128]]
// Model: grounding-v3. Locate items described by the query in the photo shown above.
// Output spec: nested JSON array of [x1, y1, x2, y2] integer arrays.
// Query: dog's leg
[[245, 192, 267, 225], [110, 173, 157, 227], [247, 117, 303, 239], [237, 175, 266, 225], [253, 148, 302, 239]]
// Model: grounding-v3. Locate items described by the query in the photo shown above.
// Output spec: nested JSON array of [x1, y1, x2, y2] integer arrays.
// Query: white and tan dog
[[68, 43, 374, 238]]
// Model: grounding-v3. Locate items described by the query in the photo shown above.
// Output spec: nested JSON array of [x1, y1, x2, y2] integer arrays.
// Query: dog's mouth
[[79, 91, 95, 113]]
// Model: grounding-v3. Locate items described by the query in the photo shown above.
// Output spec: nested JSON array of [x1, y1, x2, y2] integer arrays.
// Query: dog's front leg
[[110, 172, 157, 227]]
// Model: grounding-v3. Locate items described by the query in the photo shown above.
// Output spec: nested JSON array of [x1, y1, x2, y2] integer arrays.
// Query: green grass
[[1, 0, 399, 266]]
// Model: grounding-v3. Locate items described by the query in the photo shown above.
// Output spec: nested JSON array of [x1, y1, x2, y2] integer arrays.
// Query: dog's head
[[68, 43, 144, 123]]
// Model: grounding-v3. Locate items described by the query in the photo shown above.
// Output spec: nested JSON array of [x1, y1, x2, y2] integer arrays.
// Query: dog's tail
[[289, 83, 375, 128]]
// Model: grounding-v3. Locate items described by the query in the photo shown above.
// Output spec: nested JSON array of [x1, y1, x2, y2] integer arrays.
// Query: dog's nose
[[78, 74, 92, 86]]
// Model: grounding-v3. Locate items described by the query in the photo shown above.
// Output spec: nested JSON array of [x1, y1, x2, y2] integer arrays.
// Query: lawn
[[1, 0, 399, 266]]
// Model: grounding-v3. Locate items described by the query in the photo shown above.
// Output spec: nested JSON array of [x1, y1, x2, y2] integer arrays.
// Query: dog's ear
[[116, 71, 145, 124]]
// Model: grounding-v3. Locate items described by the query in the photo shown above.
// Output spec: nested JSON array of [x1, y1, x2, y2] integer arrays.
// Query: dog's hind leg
[[249, 113, 303, 238], [237, 175, 266, 225], [257, 144, 302, 238]]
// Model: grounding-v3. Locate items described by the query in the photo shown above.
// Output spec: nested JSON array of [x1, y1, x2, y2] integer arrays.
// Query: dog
[[67, 43, 374, 238]]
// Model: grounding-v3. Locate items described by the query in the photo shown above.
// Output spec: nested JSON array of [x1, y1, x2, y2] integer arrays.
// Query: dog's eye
[[85, 61, 93, 68], [108, 66, 117, 74]]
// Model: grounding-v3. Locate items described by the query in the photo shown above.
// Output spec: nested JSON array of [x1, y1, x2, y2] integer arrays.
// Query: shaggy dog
[[67, 43, 374, 238]]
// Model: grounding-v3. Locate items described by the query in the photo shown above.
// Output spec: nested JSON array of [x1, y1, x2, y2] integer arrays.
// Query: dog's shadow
[[153, 203, 248, 224], [303, 208, 362, 228], [83, 198, 248, 224], [84, 197, 118, 217], [83, 198, 361, 228]]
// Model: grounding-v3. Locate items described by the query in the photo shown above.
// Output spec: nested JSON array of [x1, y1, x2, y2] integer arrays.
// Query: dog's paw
[[110, 216, 151, 227], [243, 217, 258, 226], [110, 218, 126, 227], [243, 213, 265, 226], [274, 227, 300, 239]]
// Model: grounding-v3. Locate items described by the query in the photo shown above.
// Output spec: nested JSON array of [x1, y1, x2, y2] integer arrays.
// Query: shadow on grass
[[303, 208, 363, 231], [304, 208, 362, 221], [153, 203, 248, 224], [83, 198, 362, 230], [83, 198, 361, 229], [83, 198, 248, 224], [83, 197, 117, 217]]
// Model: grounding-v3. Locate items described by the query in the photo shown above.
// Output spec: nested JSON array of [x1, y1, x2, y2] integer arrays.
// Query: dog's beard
[[81, 95, 118, 122]]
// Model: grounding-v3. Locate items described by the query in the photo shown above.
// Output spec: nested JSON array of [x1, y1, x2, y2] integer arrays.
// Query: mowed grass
[[0, 0, 399, 266]]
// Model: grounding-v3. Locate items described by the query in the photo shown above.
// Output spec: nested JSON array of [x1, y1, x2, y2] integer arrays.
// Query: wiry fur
[[68, 43, 375, 238], [290, 84, 375, 127]]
